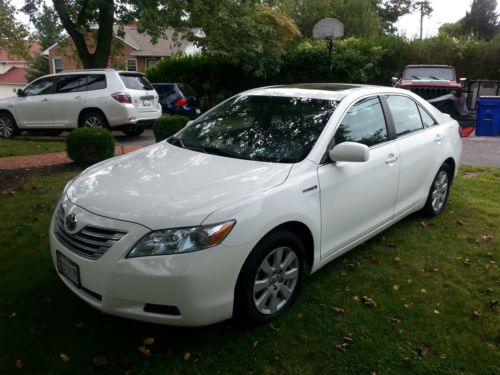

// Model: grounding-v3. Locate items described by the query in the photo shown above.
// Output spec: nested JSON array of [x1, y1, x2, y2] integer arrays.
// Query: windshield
[[404, 67, 455, 81], [168, 95, 337, 163]]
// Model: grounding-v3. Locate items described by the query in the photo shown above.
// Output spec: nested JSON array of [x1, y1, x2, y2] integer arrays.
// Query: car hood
[[67, 142, 292, 229]]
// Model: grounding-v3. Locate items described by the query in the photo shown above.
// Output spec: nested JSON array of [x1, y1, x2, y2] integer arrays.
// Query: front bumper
[[49, 199, 252, 326]]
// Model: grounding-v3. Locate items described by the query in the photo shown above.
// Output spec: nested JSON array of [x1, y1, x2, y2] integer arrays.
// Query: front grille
[[54, 206, 127, 260], [409, 87, 454, 100]]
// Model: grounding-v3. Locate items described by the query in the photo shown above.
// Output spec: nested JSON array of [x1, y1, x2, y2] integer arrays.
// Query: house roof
[[0, 67, 27, 84], [42, 25, 200, 57], [0, 43, 41, 62]]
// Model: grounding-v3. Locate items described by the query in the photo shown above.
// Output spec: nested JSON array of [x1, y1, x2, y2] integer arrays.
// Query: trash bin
[[476, 97, 500, 136]]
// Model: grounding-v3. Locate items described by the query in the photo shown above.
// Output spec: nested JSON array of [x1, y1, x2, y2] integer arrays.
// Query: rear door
[[119, 73, 158, 113], [50, 74, 87, 127]]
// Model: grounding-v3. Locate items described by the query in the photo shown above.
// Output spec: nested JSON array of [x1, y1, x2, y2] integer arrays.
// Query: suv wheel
[[122, 125, 144, 136], [80, 111, 108, 129], [234, 230, 305, 324], [0, 112, 19, 138], [422, 163, 452, 217]]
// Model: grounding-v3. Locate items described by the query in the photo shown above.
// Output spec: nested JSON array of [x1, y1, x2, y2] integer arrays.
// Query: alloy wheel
[[0, 115, 14, 138], [83, 116, 104, 128], [431, 170, 449, 212]]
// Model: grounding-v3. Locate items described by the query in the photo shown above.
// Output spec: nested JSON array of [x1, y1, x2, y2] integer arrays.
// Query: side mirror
[[186, 120, 193, 126], [459, 77, 467, 85], [329, 142, 369, 163], [391, 77, 399, 86], [17, 88, 25, 97]]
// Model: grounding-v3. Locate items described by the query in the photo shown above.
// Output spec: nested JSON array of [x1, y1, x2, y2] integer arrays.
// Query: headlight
[[127, 220, 236, 258]]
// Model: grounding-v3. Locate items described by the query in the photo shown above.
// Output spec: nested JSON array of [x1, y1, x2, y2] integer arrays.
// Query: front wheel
[[234, 230, 305, 324], [422, 163, 452, 217], [0, 112, 19, 138]]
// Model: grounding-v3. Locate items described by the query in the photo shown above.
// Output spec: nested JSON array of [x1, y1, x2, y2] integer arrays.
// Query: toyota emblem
[[65, 213, 78, 231]]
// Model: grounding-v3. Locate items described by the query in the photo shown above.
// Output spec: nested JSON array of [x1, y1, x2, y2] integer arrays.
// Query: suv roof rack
[[56, 68, 115, 74]]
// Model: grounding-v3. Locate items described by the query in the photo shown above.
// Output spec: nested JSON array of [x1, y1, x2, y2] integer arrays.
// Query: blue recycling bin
[[476, 97, 500, 136]]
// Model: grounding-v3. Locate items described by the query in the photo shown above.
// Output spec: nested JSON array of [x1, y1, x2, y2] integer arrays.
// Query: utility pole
[[420, 2, 424, 40]]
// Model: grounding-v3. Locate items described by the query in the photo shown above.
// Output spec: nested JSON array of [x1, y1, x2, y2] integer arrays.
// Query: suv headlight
[[127, 220, 236, 258]]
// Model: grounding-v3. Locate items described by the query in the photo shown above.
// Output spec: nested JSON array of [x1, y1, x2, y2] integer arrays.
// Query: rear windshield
[[404, 67, 454, 81], [153, 84, 175, 95], [178, 83, 197, 97], [120, 74, 154, 90]]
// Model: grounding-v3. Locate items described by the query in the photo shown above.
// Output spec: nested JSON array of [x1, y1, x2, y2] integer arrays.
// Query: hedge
[[66, 128, 115, 165], [152, 115, 190, 142], [146, 35, 500, 107]]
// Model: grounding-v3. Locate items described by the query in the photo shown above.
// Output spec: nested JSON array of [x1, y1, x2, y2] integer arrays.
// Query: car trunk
[[119, 73, 158, 113]]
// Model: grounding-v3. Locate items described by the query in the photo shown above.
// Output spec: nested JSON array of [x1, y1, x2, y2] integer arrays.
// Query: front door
[[318, 96, 400, 259], [15, 77, 55, 128]]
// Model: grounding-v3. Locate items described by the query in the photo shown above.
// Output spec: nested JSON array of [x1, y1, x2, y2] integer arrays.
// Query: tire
[[122, 124, 145, 136], [79, 111, 108, 129], [422, 163, 452, 217], [0, 112, 19, 138], [43, 130, 63, 136], [234, 230, 306, 325]]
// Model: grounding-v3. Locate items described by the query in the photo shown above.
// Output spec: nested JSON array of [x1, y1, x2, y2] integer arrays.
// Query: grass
[[0, 139, 65, 157], [0, 166, 498, 374]]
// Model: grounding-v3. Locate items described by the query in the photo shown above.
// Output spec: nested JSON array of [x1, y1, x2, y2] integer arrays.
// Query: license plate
[[143, 100, 152, 107], [57, 251, 81, 288], [196, 108, 201, 114]]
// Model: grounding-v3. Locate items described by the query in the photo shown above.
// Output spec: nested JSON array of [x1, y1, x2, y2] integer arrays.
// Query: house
[[43, 24, 203, 74], [0, 44, 41, 98]]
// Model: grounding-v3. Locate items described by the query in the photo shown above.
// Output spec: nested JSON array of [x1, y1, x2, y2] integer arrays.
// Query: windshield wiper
[[200, 146, 252, 160], [411, 75, 421, 79]]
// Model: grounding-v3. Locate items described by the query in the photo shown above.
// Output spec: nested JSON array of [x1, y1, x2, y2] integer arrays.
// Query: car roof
[[405, 65, 453, 68]]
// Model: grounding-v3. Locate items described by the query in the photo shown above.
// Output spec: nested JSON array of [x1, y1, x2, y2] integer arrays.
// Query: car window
[[178, 84, 197, 97], [55, 75, 86, 93], [86, 75, 106, 91], [418, 105, 437, 127], [386, 95, 424, 136], [120, 74, 154, 90], [23, 77, 54, 96], [153, 84, 175, 95], [334, 96, 388, 147], [172, 95, 337, 163]]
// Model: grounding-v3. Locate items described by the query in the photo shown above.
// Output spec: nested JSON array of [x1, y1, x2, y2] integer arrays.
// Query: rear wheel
[[79, 111, 108, 129], [234, 230, 305, 324], [122, 124, 144, 136], [422, 163, 452, 217], [0, 112, 19, 138]]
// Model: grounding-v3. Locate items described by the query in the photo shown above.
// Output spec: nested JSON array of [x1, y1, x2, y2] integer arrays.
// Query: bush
[[66, 128, 115, 165], [152, 115, 190, 142]]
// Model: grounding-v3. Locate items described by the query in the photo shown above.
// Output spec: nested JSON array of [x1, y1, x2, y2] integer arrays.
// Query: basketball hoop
[[313, 18, 344, 77]]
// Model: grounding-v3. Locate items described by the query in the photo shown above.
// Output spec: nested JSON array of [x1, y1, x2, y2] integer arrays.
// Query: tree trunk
[[53, 0, 114, 69]]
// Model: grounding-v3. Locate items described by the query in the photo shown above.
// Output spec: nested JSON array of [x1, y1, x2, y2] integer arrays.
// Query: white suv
[[0, 69, 161, 138]]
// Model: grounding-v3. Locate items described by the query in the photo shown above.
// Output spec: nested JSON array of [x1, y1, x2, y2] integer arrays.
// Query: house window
[[126, 58, 137, 71], [53, 57, 63, 73], [146, 58, 156, 69]]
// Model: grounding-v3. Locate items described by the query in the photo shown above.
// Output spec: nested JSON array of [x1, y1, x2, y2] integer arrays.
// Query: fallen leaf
[[93, 355, 110, 367], [385, 243, 397, 248], [393, 285, 400, 291], [394, 256, 401, 262], [297, 311, 304, 319], [60, 353, 70, 362], [490, 300, 498, 307], [138, 345, 151, 357], [463, 259, 472, 267], [420, 221, 428, 228], [15, 359, 23, 369], [253, 340, 259, 348], [434, 309, 440, 314], [8, 312, 16, 318], [440, 353, 448, 359], [143, 337, 155, 345], [420, 289, 427, 294], [367, 256, 380, 265], [269, 323, 280, 332], [331, 307, 345, 314], [343, 336, 353, 342], [335, 343, 349, 351], [455, 219, 465, 226], [183, 352, 191, 361], [481, 235, 494, 241], [391, 317, 402, 324], [419, 344, 430, 356], [472, 309, 481, 318], [361, 296, 377, 307], [338, 271, 348, 277], [353, 296, 360, 302]]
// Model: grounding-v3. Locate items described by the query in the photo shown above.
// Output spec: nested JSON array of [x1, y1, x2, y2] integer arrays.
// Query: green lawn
[[0, 166, 498, 374], [0, 139, 65, 157]]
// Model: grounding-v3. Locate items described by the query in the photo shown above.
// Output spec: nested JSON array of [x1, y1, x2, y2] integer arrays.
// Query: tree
[[463, 0, 499, 40], [414, 1, 433, 39], [0, 0, 32, 59], [25, 4, 64, 82], [375, 0, 432, 34]]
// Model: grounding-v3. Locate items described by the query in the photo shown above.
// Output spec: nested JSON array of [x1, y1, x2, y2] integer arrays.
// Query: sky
[[396, 0, 500, 39], [11, 0, 500, 38]]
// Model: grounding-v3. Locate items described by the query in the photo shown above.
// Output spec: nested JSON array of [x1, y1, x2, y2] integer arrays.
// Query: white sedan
[[50, 84, 462, 326]]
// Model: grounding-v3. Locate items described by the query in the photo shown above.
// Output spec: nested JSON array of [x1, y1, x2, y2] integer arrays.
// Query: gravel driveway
[[460, 136, 500, 167]]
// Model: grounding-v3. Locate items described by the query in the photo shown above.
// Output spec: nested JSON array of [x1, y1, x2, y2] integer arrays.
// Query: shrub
[[152, 115, 190, 142], [66, 128, 115, 165]]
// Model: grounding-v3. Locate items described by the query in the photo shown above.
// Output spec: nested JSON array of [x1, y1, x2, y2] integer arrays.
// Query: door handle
[[41, 98, 48, 102], [435, 134, 443, 143], [385, 154, 398, 164], [74, 95, 82, 99]]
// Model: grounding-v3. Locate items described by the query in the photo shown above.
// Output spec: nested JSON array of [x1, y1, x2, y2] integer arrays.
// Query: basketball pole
[[327, 38, 333, 81]]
